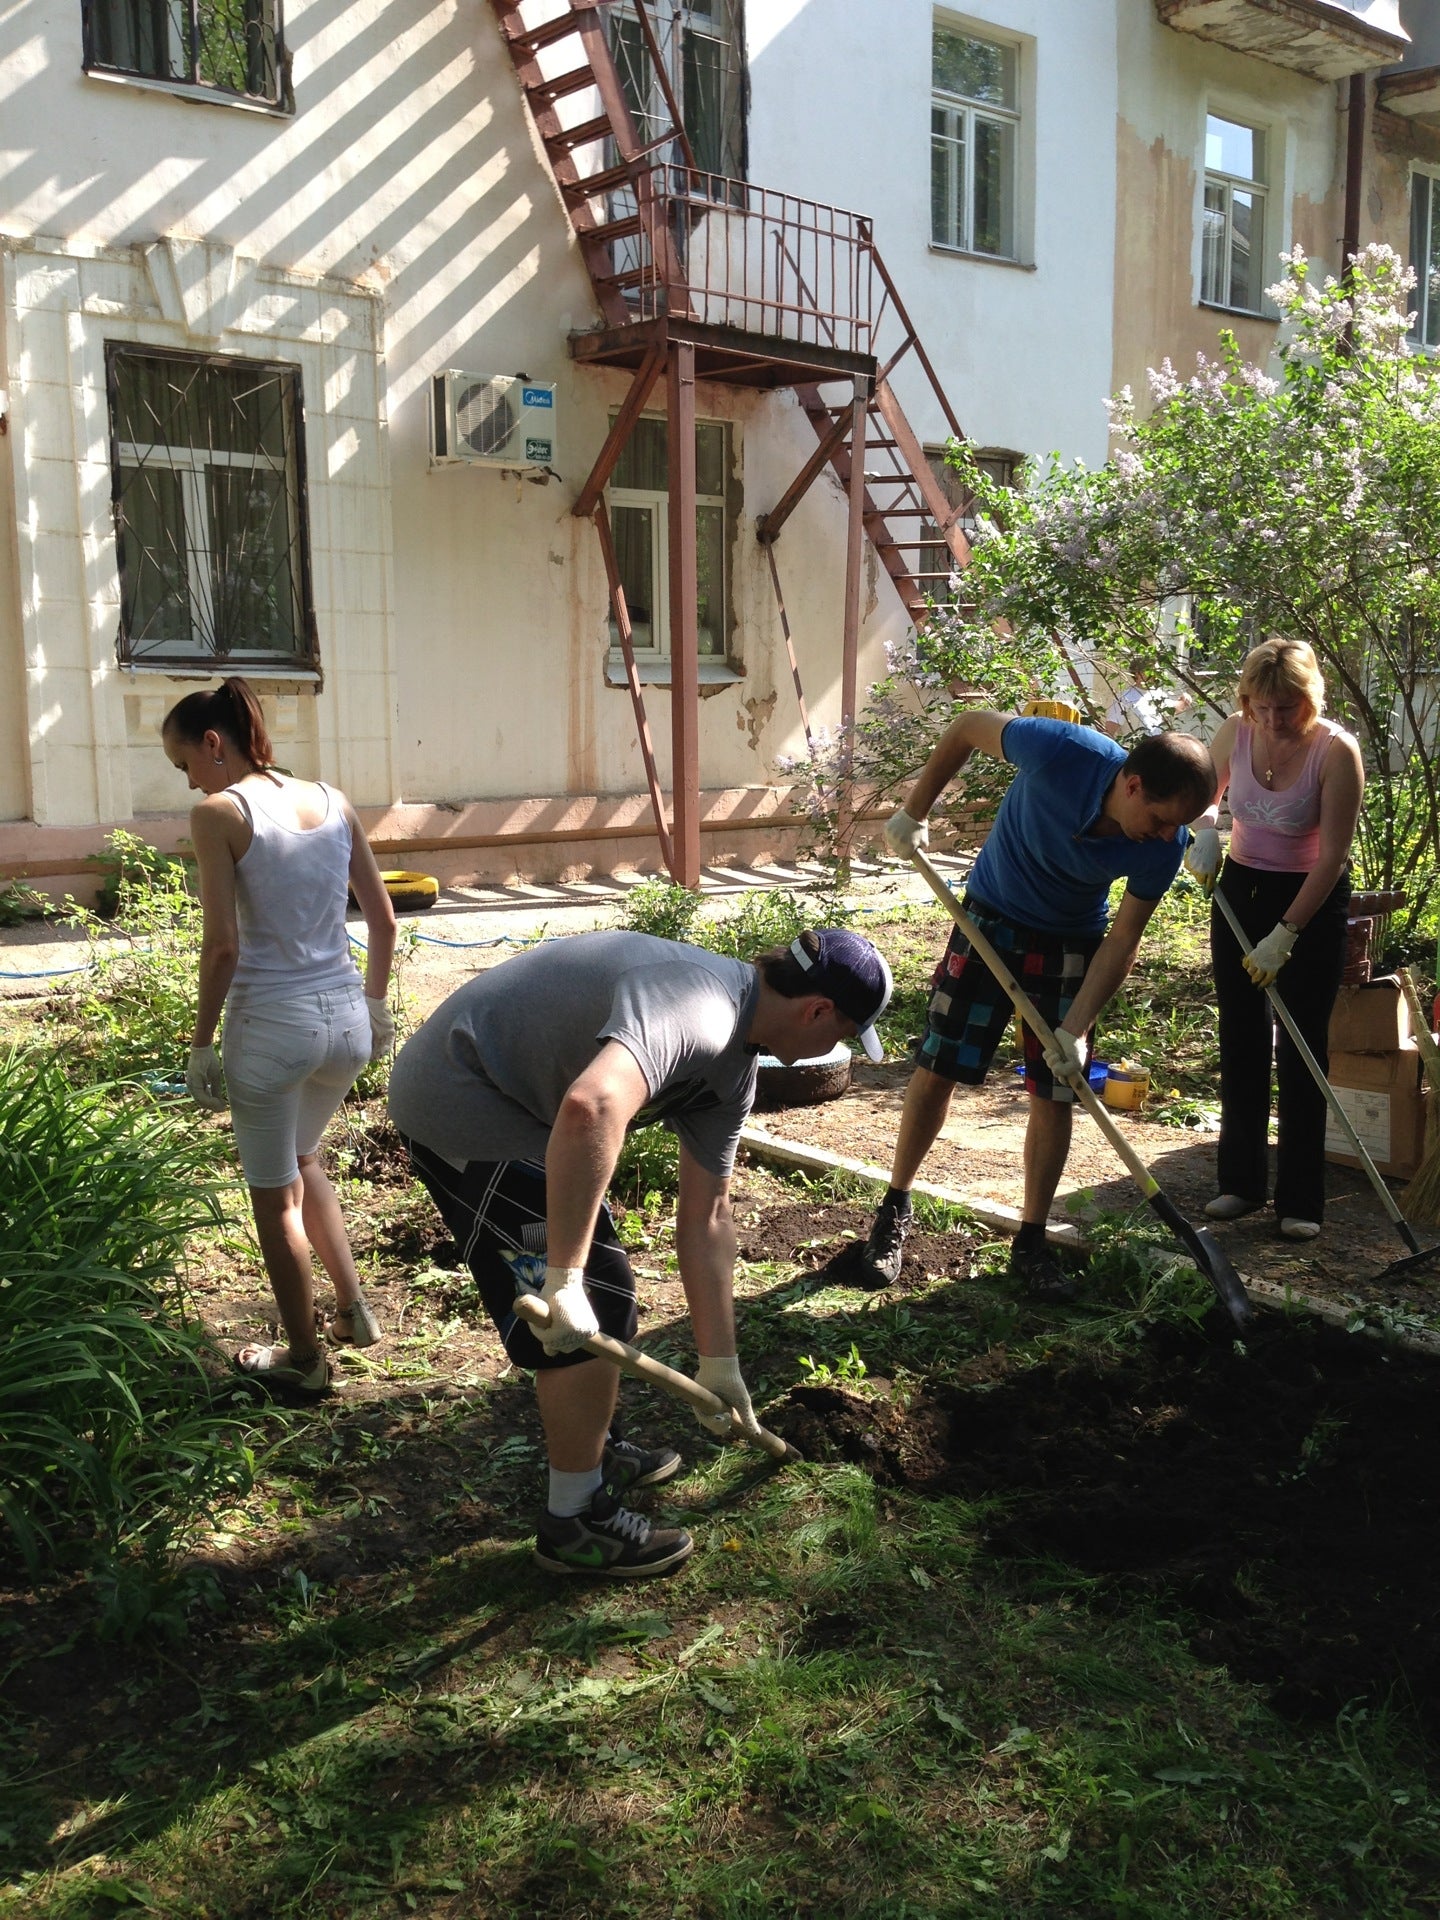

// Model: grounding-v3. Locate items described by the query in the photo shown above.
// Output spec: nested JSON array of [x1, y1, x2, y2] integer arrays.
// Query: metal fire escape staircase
[[489, 0, 973, 880]]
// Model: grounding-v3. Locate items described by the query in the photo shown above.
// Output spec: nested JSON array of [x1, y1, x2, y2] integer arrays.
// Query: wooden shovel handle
[[510, 1292, 798, 1463]]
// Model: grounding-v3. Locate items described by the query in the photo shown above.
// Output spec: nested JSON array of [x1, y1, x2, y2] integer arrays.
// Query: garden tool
[[909, 848, 1253, 1328], [1395, 970, 1440, 1235], [511, 1291, 800, 1463], [1213, 888, 1440, 1280]]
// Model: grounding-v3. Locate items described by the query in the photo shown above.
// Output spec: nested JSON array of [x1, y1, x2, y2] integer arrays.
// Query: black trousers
[[1211, 859, 1350, 1222]]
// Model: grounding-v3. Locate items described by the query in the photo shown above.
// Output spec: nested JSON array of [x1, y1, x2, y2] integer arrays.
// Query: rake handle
[[510, 1292, 798, 1463]]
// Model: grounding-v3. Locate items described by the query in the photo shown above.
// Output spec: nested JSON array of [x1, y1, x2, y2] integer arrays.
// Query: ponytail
[[162, 676, 274, 768]]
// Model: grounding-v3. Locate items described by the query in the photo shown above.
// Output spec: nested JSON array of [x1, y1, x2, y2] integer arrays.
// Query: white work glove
[[883, 809, 930, 858], [366, 994, 395, 1061], [186, 1043, 227, 1112], [1243, 921, 1298, 989], [1041, 1027, 1088, 1085], [693, 1354, 763, 1441], [1183, 825, 1222, 893], [537, 1265, 599, 1356]]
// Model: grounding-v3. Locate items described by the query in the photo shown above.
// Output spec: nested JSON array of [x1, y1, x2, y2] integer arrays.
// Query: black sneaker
[[855, 1202, 911, 1289], [603, 1437, 682, 1493], [534, 1486, 694, 1579], [1008, 1243, 1080, 1304]]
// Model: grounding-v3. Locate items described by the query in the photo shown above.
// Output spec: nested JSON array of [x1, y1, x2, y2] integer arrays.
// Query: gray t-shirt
[[388, 930, 761, 1178]]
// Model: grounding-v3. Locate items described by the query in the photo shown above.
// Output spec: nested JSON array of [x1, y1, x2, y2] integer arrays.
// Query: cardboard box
[[1327, 977, 1412, 1055], [1324, 1043, 1428, 1179]]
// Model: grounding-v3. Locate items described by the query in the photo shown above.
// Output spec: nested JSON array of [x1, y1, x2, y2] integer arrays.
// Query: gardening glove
[[1183, 825, 1222, 893], [883, 809, 930, 859], [186, 1043, 226, 1112], [692, 1354, 763, 1442], [1243, 921, 1298, 989], [366, 994, 395, 1061], [1041, 1027, 1088, 1086], [536, 1265, 599, 1357]]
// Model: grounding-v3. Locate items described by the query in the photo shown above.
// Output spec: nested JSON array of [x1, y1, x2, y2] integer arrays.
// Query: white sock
[[548, 1465, 603, 1518]]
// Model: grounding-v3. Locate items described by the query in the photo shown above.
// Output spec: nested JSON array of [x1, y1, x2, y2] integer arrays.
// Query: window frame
[[1200, 111, 1268, 315], [930, 19, 1021, 262], [605, 413, 734, 668], [105, 341, 318, 673], [1410, 168, 1440, 350], [81, 0, 293, 113]]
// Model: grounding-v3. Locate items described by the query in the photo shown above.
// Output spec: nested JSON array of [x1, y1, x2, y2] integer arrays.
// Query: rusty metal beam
[[667, 342, 701, 887], [836, 375, 867, 862], [593, 498, 674, 876], [762, 539, 815, 756], [873, 375, 972, 568], [632, 0, 697, 170], [756, 402, 858, 545], [572, 342, 666, 519]]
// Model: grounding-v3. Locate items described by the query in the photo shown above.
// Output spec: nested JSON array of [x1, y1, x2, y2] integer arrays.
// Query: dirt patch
[[769, 1309, 1440, 1727]]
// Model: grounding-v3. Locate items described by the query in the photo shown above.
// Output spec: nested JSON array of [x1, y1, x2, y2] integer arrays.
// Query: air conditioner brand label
[[522, 388, 554, 409], [525, 437, 554, 463]]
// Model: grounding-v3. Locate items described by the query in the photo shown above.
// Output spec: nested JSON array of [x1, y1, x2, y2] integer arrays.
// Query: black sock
[[881, 1186, 913, 1216], [1014, 1221, 1047, 1253]]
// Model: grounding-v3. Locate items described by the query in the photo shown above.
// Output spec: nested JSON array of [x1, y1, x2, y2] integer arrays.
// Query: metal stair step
[[500, 11, 585, 56], [526, 64, 596, 107], [560, 161, 635, 201], [545, 113, 612, 152]]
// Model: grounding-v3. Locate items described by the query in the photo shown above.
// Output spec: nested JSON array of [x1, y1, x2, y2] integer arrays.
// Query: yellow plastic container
[[1103, 1062, 1151, 1110], [380, 870, 439, 912], [1021, 698, 1082, 725]]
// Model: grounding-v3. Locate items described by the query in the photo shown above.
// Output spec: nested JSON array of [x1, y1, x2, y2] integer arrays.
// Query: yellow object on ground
[[1103, 1063, 1151, 1110], [380, 870, 439, 912]]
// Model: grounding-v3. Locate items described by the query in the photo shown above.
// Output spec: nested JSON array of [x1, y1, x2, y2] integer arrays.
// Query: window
[[919, 446, 1018, 599], [930, 23, 1018, 259], [609, 0, 746, 178], [107, 345, 314, 668], [1201, 114, 1266, 312], [1411, 171, 1440, 348], [607, 417, 730, 660], [83, 0, 287, 108]]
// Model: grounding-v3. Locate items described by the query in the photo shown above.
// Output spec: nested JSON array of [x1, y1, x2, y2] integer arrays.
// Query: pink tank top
[[1228, 717, 1343, 871]]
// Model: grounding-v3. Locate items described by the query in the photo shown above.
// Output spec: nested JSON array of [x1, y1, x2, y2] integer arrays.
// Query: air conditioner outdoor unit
[[431, 372, 558, 469]]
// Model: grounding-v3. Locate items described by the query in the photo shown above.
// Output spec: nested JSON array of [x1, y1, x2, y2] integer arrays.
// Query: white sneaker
[[1279, 1217, 1321, 1241], [328, 1295, 382, 1346], [1204, 1194, 1262, 1221]]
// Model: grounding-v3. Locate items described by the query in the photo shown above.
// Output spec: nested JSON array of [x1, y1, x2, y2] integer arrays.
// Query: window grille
[[83, 0, 287, 108], [107, 345, 315, 669]]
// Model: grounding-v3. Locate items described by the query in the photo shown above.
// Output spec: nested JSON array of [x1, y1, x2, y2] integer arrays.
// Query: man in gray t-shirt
[[389, 926, 891, 1579]]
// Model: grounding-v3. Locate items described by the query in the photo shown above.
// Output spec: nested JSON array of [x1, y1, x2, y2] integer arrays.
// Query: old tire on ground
[[382, 870, 439, 913], [753, 1042, 853, 1110]]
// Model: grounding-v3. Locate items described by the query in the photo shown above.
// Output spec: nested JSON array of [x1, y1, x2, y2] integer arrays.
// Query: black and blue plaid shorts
[[915, 897, 1103, 1104]]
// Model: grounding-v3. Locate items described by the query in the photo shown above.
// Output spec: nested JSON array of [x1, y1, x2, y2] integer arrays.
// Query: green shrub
[[0, 1048, 255, 1614], [616, 878, 703, 945], [612, 1123, 681, 1204]]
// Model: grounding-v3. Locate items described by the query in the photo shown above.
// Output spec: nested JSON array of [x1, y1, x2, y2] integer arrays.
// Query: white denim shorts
[[222, 983, 370, 1189]]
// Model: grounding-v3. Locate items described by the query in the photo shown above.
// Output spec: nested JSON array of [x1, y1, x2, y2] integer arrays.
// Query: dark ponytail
[[162, 676, 274, 768]]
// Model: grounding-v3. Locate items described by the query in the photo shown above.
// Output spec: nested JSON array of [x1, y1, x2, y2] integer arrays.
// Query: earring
[[212, 755, 225, 766]]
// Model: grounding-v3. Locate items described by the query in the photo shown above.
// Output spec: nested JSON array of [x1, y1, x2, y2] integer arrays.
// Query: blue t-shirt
[[967, 718, 1188, 936]]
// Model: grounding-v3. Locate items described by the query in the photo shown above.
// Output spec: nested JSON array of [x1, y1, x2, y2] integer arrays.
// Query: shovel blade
[[1147, 1190, 1253, 1329]]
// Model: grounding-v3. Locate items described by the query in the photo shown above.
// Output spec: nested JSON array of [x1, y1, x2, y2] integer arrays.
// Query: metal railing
[[598, 164, 876, 354]]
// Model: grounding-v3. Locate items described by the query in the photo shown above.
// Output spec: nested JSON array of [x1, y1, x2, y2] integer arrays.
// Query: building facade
[[0, 0, 1428, 891]]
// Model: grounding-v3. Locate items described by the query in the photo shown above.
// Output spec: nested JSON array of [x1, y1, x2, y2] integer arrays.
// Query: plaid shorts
[[915, 897, 1103, 1104], [398, 1136, 638, 1372]]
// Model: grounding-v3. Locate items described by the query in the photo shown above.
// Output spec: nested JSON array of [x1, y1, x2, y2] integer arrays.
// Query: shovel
[[910, 848, 1252, 1328], [511, 1291, 800, 1463], [1212, 887, 1440, 1280]]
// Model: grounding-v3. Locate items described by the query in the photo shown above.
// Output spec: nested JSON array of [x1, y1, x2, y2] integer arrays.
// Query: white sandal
[[234, 1342, 332, 1398]]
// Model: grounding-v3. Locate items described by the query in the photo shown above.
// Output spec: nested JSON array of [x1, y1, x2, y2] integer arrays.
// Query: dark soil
[[769, 1307, 1440, 1729]]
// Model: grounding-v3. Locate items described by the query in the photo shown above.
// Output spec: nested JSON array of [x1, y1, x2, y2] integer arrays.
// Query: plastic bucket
[[1103, 1064, 1151, 1110], [1021, 698, 1081, 725]]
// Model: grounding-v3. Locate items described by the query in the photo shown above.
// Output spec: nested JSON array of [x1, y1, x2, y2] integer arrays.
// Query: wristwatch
[[1280, 919, 1300, 935]]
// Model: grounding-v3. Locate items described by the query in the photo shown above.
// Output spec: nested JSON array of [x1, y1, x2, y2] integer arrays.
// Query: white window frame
[[1200, 112, 1268, 314], [1410, 167, 1440, 349], [606, 417, 731, 664], [930, 19, 1020, 262]]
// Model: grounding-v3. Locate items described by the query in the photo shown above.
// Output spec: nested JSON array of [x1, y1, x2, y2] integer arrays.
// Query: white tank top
[[225, 779, 361, 1006]]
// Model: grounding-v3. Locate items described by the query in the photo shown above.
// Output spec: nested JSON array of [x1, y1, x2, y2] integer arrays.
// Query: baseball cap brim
[[855, 1022, 884, 1064]]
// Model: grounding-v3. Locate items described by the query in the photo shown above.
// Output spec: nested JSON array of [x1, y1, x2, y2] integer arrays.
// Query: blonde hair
[[1237, 639, 1325, 730]]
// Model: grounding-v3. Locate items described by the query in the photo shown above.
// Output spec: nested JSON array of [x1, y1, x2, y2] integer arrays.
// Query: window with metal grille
[[930, 22, 1018, 260], [1201, 114, 1266, 312], [1411, 170, 1440, 349], [606, 415, 731, 659], [107, 345, 315, 669], [83, 0, 288, 108]]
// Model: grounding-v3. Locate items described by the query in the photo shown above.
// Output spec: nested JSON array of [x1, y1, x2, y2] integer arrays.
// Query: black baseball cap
[[789, 929, 893, 1062]]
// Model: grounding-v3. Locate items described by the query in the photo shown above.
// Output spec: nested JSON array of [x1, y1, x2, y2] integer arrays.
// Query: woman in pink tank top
[[162, 679, 398, 1398], [1182, 640, 1364, 1241]]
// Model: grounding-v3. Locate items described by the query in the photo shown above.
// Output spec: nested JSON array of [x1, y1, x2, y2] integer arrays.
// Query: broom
[[1398, 969, 1440, 1225]]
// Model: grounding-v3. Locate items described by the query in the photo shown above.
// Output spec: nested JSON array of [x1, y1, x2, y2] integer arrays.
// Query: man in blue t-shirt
[[864, 711, 1216, 1299]]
